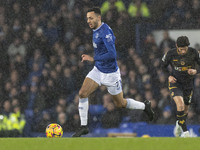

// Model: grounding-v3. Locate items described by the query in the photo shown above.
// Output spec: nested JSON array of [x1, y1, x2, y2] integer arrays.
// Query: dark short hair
[[87, 7, 101, 16], [176, 36, 190, 47]]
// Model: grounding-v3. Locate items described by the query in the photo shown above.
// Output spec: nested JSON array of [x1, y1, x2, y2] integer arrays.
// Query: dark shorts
[[168, 82, 193, 105]]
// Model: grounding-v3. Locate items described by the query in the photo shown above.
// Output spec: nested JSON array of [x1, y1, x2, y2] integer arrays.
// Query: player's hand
[[81, 54, 94, 62], [187, 69, 197, 75], [168, 76, 177, 83]]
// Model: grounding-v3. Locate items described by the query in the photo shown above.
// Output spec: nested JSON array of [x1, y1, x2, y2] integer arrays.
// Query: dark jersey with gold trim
[[161, 47, 200, 83]]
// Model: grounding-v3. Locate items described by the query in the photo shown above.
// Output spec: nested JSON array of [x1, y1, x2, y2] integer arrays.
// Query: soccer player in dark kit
[[161, 36, 200, 137]]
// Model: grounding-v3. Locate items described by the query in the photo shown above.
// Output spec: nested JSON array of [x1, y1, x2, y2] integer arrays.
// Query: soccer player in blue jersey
[[72, 7, 154, 137]]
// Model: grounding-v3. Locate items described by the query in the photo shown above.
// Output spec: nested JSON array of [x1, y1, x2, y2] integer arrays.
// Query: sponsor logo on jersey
[[174, 66, 192, 71]]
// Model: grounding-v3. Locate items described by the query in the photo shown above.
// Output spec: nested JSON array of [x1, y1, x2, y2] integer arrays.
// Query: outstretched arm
[[81, 54, 94, 62], [161, 51, 178, 83], [161, 51, 171, 77], [187, 49, 200, 75]]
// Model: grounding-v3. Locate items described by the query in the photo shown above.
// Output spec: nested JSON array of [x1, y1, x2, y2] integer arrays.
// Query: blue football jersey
[[92, 23, 118, 73]]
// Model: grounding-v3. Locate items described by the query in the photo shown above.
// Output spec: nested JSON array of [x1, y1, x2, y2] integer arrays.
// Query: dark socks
[[176, 111, 187, 132]]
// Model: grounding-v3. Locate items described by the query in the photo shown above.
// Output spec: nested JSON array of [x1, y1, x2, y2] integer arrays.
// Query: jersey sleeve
[[161, 51, 171, 77], [94, 29, 116, 61]]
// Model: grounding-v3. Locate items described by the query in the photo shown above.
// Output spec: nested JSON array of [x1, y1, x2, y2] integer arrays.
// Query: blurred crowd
[[0, 0, 200, 137]]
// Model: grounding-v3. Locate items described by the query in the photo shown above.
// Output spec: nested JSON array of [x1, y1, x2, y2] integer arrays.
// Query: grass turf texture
[[0, 137, 200, 150]]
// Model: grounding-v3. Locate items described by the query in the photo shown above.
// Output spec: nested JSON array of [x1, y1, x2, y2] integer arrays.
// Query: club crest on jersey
[[105, 34, 112, 42], [180, 60, 185, 65], [95, 33, 99, 39]]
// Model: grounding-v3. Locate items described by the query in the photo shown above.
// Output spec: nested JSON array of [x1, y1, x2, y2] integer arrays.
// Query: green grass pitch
[[0, 137, 200, 150]]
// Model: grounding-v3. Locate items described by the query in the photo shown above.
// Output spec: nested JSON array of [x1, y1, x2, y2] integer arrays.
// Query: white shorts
[[86, 66, 122, 95]]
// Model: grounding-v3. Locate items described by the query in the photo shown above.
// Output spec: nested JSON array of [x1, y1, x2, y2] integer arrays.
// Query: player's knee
[[79, 90, 88, 98], [177, 104, 185, 111]]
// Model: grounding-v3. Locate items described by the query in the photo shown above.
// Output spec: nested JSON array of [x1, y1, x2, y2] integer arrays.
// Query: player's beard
[[91, 21, 98, 30]]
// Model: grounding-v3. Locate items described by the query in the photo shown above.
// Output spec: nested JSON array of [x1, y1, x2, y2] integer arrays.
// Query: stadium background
[[0, 0, 200, 137]]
